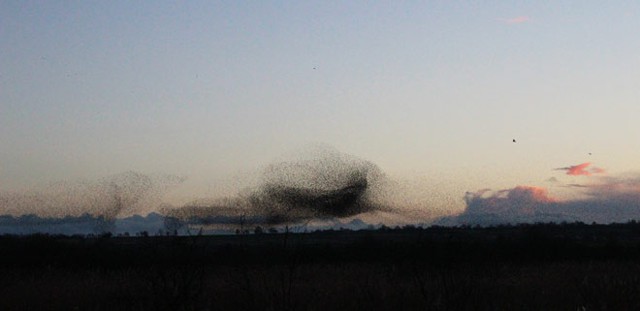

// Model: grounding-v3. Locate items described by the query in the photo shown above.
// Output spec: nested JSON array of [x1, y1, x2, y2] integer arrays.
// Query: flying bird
[[512, 139, 516, 143]]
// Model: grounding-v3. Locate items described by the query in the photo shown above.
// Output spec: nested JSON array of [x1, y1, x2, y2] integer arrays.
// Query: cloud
[[585, 176, 640, 198], [555, 162, 605, 176], [438, 175, 640, 226], [463, 186, 557, 218], [501, 16, 531, 24]]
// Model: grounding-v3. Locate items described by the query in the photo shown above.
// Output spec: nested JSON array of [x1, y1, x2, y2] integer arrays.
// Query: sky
[[1, 1, 640, 220]]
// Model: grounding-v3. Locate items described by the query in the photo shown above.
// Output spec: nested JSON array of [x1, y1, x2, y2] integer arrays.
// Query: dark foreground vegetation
[[3, 222, 640, 310]]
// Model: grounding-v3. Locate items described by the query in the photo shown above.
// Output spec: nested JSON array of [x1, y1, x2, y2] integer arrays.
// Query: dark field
[[3, 223, 640, 310]]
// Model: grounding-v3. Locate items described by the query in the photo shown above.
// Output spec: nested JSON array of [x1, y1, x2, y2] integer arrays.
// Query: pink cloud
[[508, 186, 557, 203], [451, 177, 640, 225], [464, 185, 557, 216], [555, 162, 605, 176], [566, 162, 592, 176], [502, 16, 531, 24]]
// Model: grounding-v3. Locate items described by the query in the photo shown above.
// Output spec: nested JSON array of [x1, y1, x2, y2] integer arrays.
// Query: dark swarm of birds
[[164, 148, 391, 229], [0, 148, 392, 233]]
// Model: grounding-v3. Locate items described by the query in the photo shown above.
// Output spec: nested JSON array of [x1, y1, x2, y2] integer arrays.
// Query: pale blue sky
[[2, 1, 640, 214]]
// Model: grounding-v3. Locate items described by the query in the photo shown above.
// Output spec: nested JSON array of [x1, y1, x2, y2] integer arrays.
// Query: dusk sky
[[2, 1, 640, 220]]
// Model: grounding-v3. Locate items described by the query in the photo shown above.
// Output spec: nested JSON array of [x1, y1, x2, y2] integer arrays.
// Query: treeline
[[2, 220, 640, 269], [3, 222, 640, 310]]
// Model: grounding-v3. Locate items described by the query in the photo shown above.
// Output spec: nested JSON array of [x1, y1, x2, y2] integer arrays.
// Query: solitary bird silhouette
[[512, 139, 516, 143]]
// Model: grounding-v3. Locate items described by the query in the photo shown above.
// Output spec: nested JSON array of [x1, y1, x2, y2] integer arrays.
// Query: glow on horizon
[[1, 2, 640, 220]]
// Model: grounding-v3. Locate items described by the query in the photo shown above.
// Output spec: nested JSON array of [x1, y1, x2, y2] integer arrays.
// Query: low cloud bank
[[0, 213, 167, 236], [0, 172, 184, 232], [438, 175, 640, 226]]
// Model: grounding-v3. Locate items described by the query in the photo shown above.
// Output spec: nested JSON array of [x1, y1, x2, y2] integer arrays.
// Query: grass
[[2, 222, 640, 310]]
